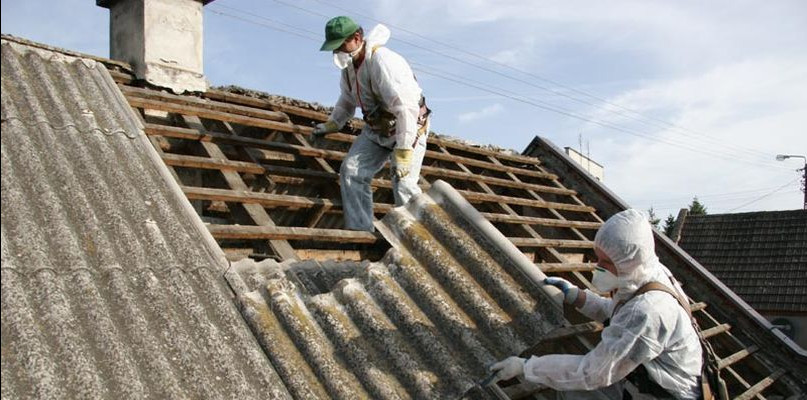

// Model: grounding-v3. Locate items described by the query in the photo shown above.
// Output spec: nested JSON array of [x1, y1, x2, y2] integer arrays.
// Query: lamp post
[[776, 154, 807, 209]]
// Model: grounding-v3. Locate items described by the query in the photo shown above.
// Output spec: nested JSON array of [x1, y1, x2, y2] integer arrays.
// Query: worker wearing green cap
[[314, 16, 431, 232]]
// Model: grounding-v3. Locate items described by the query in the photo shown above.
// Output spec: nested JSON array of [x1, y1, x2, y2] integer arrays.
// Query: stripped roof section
[[677, 209, 807, 313], [0, 38, 291, 399], [225, 181, 566, 399]]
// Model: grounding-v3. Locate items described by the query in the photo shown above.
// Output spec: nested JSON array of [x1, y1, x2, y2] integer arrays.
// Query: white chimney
[[97, 0, 211, 93]]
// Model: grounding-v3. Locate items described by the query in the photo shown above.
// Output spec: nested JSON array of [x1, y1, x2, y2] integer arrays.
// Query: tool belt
[[364, 95, 431, 137]]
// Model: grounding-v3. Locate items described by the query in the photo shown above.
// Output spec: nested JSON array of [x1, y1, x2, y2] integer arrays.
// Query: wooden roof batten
[[115, 70, 805, 398], [124, 81, 603, 264]]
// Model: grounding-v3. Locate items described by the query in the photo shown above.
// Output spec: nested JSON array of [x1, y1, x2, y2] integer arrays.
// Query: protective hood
[[363, 24, 390, 60], [594, 209, 667, 301]]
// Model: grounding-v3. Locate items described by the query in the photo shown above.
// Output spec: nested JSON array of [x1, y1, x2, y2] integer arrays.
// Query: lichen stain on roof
[[1, 38, 292, 399], [226, 181, 565, 399]]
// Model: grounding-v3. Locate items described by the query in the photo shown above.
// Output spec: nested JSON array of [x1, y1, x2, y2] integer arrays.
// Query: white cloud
[[584, 56, 807, 213], [457, 103, 504, 123]]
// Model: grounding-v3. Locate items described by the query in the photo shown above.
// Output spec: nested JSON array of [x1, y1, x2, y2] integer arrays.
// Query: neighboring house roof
[[2, 33, 806, 399], [0, 38, 292, 399], [226, 181, 566, 399], [676, 210, 807, 313]]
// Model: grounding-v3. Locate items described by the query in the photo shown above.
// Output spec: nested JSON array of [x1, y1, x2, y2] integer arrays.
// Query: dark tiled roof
[[0, 39, 291, 399], [678, 210, 807, 313], [225, 181, 566, 399]]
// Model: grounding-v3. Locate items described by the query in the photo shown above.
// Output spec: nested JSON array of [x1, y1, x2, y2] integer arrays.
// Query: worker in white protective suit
[[313, 16, 431, 231], [489, 209, 703, 399]]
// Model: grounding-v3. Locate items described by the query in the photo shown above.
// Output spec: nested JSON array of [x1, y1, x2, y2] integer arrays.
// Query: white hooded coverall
[[328, 24, 427, 231], [525, 209, 703, 399]]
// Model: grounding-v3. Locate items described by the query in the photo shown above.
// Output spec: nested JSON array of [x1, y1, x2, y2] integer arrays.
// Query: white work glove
[[488, 356, 526, 383], [312, 120, 339, 137], [544, 277, 580, 304], [393, 148, 413, 178]]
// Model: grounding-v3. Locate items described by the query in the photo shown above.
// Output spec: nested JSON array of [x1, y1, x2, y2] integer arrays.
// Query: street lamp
[[776, 154, 807, 209]]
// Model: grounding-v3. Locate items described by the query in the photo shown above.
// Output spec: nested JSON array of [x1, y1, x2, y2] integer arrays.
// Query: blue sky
[[3, 0, 806, 218]]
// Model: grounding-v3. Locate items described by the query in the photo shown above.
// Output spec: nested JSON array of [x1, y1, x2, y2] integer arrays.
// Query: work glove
[[312, 120, 339, 137], [544, 277, 580, 304], [488, 356, 526, 383], [393, 148, 414, 178]]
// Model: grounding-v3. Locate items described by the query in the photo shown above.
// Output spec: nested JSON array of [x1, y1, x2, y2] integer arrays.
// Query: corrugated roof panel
[[0, 39, 291, 399], [226, 180, 566, 399]]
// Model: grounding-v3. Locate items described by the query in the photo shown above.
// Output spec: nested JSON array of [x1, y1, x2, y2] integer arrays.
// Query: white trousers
[[339, 127, 428, 231]]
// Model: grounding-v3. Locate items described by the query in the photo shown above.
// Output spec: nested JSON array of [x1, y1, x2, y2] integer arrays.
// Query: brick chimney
[[97, 0, 212, 93]]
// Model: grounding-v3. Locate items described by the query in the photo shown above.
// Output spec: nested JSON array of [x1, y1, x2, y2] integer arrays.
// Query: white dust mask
[[332, 42, 364, 69], [333, 52, 351, 69], [592, 267, 619, 292]]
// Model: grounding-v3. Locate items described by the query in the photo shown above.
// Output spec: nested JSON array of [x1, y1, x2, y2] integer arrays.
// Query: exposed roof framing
[[114, 70, 805, 397], [3, 32, 800, 398], [115, 79, 603, 268]]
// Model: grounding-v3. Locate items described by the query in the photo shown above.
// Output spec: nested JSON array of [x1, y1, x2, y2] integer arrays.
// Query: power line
[[646, 190, 799, 210], [645, 189, 799, 215], [209, 4, 321, 41], [727, 180, 797, 212], [409, 62, 787, 170], [300, 0, 774, 161], [210, 2, 787, 170], [633, 183, 797, 204]]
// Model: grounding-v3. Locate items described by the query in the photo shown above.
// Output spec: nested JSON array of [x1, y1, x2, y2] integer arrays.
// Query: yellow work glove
[[393, 148, 413, 178], [312, 120, 339, 137]]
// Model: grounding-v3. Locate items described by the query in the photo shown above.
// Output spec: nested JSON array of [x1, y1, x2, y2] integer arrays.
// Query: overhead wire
[[209, 4, 321, 41], [300, 0, 774, 161], [210, 2, 787, 170], [409, 61, 786, 170], [726, 180, 799, 212]]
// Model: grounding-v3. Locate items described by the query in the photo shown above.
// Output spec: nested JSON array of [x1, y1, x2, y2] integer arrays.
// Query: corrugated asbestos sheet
[[0, 39, 292, 399], [4, 33, 806, 399], [678, 210, 807, 313], [225, 181, 566, 399]]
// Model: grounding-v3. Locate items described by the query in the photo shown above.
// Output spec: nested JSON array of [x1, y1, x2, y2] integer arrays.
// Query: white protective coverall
[[525, 209, 703, 399], [328, 24, 428, 231]]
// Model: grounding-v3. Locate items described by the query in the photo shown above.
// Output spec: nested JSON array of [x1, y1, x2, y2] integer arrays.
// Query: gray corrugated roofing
[[678, 209, 807, 313], [0, 39, 291, 399], [226, 180, 567, 399]]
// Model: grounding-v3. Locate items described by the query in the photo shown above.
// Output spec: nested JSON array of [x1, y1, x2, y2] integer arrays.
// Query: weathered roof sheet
[[0, 39, 291, 399], [225, 181, 566, 399], [3, 32, 806, 399], [677, 209, 807, 313]]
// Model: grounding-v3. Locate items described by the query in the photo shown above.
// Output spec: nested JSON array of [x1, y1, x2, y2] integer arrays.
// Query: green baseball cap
[[320, 16, 360, 51]]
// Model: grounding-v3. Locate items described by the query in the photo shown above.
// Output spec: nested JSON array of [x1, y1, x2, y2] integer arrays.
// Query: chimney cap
[[97, 0, 215, 9]]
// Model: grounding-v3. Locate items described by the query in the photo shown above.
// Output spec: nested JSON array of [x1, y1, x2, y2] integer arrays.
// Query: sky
[[3, 0, 806, 218]]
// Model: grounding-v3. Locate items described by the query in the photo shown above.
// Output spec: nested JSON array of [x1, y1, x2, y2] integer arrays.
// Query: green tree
[[647, 207, 661, 229], [688, 197, 708, 215], [663, 214, 676, 237]]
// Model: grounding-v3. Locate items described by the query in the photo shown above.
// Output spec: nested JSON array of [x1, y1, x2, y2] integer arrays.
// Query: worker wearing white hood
[[314, 16, 430, 231], [490, 209, 703, 399]]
